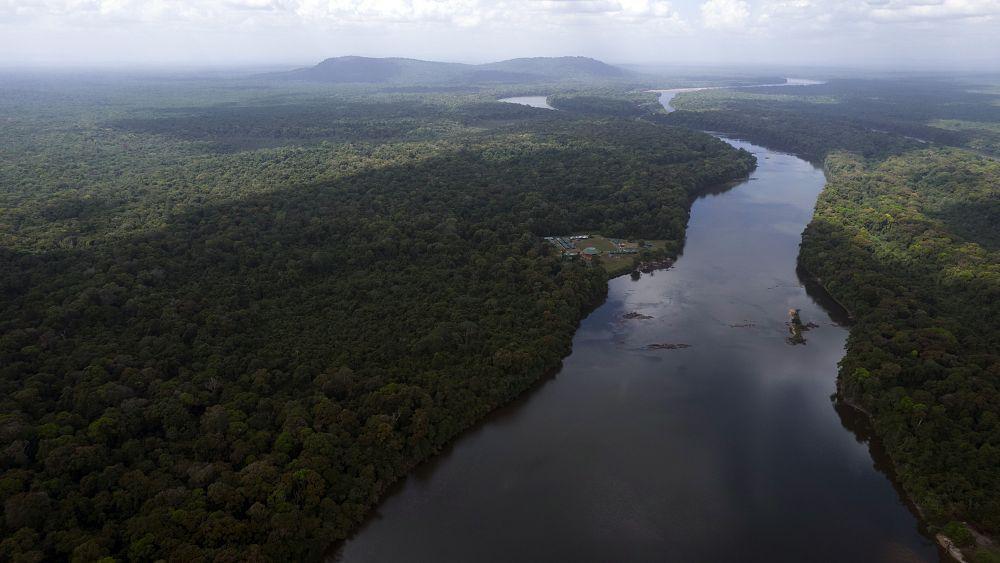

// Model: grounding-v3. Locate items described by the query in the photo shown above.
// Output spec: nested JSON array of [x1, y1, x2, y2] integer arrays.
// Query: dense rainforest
[[667, 78, 1000, 159], [0, 75, 755, 561], [4, 65, 998, 561], [668, 79, 1000, 561], [801, 150, 1000, 550]]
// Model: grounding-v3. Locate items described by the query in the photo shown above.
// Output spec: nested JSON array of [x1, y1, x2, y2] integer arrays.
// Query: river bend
[[333, 92, 936, 563]]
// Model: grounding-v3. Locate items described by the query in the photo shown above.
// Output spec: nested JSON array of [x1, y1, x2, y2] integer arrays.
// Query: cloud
[[756, 0, 1000, 28], [700, 0, 750, 29], [1, 0, 998, 66], [0, 0, 687, 29], [9, 0, 991, 34], [864, 0, 1000, 22]]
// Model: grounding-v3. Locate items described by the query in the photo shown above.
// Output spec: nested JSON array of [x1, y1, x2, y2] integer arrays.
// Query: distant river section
[[498, 95, 555, 110]]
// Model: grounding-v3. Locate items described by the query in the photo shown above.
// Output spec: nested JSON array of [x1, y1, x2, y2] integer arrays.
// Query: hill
[[268, 55, 632, 84], [272, 56, 467, 84], [479, 56, 628, 79]]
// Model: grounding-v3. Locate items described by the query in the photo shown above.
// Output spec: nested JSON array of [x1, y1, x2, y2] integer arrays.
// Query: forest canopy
[[802, 149, 1000, 527], [0, 77, 754, 561]]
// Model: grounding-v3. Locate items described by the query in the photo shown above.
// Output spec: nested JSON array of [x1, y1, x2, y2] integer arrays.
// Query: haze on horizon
[[1, 0, 998, 71]]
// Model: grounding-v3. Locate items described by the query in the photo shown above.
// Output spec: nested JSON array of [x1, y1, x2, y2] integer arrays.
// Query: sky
[[1, 0, 999, 69]]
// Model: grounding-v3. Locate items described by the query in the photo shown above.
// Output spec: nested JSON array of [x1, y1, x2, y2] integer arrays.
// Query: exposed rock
[[638, 259, 673, 273], [936, 534, 969, 563], [646, 343, 691, 350], [786, 308, 816, 345], [623, 311, 653, 320]]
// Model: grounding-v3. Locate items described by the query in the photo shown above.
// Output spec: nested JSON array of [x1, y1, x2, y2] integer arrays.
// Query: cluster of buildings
[[544, 234, 641, 260], [544, 236, 581, 252]]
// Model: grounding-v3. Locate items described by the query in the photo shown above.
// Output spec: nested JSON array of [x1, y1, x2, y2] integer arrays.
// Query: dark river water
[[333, 93, 938, 562]]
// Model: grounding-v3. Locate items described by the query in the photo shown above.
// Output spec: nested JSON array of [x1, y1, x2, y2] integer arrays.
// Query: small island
[[646, 342, 692, 350], [786, 308, 819, 345]]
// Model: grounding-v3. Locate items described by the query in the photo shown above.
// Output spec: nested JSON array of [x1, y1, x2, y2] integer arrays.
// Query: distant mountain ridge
[[480, 56, 627, 79], [267, 56, 631, 84]]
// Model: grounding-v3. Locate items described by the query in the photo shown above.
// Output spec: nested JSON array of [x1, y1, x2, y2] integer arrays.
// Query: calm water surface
[[498, 95, 555, 109], [333, 95, 937, 563]]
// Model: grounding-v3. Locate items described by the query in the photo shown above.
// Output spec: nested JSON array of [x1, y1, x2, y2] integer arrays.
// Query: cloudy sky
[[1, 0, 998, 69]]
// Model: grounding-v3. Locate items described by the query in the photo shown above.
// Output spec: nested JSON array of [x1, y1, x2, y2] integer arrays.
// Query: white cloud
[[700, 0, 750, 29], [0, 0, 998, 66], [864, 0, 1000, 22], [756, 0, 1000, 27], [0, 0, 687, 28], [5, 0, 992, 31]]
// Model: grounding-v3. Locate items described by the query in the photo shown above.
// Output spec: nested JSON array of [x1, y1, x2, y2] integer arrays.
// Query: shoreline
[[330, 91, 933, 561], [802, 260, 960, 563], [659, 85, 949, 561], [323, 277, 610, 559], [798, 221, 962, 562], [704, 119, 954, 561], [326, 141, 755, 560], [836, 362, 963, 562]]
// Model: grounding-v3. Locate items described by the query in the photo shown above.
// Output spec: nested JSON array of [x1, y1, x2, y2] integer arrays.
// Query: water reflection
[[332, 127, 935, 563]]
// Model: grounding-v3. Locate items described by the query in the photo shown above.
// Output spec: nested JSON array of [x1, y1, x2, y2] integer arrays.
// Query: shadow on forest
[[928, 199, 1000, 252], [109, 100, 557, 152], [0, 109, 761, 559]]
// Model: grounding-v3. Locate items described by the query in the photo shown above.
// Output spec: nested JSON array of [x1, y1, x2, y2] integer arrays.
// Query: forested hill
[[479, 56, 628, 80], [665, 78, 1000, 561], [269, 55, 632, 84], [0, 82, 754, 561], [273, 56, 471, 84]]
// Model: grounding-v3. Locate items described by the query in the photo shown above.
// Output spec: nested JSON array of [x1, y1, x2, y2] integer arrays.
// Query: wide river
[[334, 92, 938, 562]]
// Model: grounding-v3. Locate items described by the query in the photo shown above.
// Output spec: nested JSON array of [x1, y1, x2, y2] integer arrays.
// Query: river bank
[[332, 106, 936, 560], [659, 86, 958, 562], [799, 217, 968, 563], [326, 138, 751, 561], [660, 85, 955, 560]]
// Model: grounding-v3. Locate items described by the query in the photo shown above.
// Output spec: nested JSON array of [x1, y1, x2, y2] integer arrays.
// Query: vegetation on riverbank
[[0, 76, 755, 560], [800, 149, 999, 561], [668, 78, 1000, 560]]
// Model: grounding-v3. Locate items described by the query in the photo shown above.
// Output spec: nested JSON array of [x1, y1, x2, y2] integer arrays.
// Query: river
[[332, 91, 938, 562], [498, 95, 555, 109]]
